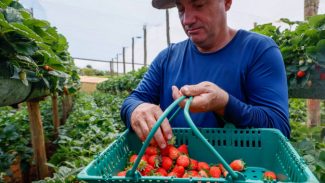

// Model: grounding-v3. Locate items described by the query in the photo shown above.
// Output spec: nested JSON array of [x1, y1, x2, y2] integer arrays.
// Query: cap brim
[[152, 0, 176, 9]]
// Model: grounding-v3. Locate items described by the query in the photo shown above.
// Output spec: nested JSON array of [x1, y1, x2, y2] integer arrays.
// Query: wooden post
[[143, 25, 147, 67], [123, 47, 126, 74], [166, 9, 170, 46], [61, 93, 73, 124], [26, 101, 49, 179], [304, 0, 321, 127], [51, 93, 60, 137]]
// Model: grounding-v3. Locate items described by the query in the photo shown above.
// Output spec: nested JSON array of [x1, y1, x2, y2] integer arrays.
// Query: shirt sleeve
[[120, 49, 166, 129], [224, 46, 291, 138]]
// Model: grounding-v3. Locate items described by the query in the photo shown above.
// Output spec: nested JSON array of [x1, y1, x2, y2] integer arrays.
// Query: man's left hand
[[172, 81, 229, 115]]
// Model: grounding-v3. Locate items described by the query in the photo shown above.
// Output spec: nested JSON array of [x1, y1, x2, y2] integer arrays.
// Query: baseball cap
[[152, 0, 176, 9]]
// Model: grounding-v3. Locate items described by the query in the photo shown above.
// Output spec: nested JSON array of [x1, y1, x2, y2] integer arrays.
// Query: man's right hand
[[130, 103, 173, 149]]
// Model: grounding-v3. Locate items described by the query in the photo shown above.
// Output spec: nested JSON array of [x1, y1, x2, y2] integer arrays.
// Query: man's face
[[176, 0, 231, 51]]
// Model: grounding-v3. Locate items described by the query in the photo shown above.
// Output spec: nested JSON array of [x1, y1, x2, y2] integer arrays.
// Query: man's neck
[[197, 27, 237, 53]]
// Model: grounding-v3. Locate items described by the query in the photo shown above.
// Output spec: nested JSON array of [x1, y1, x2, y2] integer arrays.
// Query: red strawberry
[[177, 144, 188, 154], [263, 171, 277, 181], [129, 154, 147, 163], [167, 171, 178, 177], [160, 145, 170, 156], [176, 154, 190, 168], [183, 170, 199, 178], [198, 161, 210, 171], [168, 146, 180, 160], [117, 170, 126, 176], [218, 163, 228, 177], [148, 155, 161, 168], [172, 165, 185, 178], [155, 168, 168, 176], [209, 166, 221, 178], [297, 70, 305, 78], [198, 169, 208, 177], [229, 159, 245, 171], [140, 164, 155, 176], [189, 158, 198, 170], [223, 170, 229, 178], [145, 146, 159, 156], [161, 156, 173, 171]]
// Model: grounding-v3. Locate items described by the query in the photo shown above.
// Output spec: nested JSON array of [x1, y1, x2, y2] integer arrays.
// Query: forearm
[[223, 94, 290, 138], [120, 95, 145, 129]]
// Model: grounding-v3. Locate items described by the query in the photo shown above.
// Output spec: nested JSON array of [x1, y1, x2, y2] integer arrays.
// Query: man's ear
[[225, 0, 232, 11]]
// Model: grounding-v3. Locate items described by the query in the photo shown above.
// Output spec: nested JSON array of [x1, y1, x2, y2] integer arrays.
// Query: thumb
[[180, 84, 208, 96], [172, 85, 182, 100]]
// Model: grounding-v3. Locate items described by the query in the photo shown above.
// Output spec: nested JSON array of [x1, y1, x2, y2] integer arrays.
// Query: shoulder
[[237, 29, 278, 49], [153, 39, 191, 65]]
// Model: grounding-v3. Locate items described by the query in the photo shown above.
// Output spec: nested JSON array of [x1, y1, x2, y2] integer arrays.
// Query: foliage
[[252, 14, 325, 88], [79, 67, 110, 76], [0, 106, 32, 174], [289, 98, 307, 123], [290, 122, 325, 182], [97, 67, 147, 94], [49, 93, 118, 166], [0, 96, 64, 179], [0, 0, 79, 94], [289, 99, 324, 182]]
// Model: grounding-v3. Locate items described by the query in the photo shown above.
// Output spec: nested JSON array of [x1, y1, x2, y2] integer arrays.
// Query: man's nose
[[181, 10, 196, 26]]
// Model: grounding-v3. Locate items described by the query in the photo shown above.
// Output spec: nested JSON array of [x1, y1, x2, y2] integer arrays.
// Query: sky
[[19, 0, 325, 72]]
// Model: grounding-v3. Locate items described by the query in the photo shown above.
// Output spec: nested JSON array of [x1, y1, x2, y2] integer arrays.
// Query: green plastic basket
[[77, 96, 319, 183]]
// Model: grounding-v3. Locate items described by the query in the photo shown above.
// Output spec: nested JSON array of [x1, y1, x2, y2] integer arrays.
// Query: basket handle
[[126, 96, 187, 180], [183, 97, 245, 181], [126, 96, 245, 181]]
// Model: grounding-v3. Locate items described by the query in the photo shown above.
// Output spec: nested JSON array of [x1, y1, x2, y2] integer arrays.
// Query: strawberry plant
[[252, 14, 325, 88], [0, 0, 79, 97], [97, 67, 147, 94]]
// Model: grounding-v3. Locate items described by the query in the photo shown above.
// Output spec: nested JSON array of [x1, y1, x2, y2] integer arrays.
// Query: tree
[[304, 0, 321, 127]]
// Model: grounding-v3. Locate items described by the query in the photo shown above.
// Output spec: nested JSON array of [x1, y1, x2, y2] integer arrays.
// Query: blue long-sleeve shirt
[[121, 29, 290, 138]]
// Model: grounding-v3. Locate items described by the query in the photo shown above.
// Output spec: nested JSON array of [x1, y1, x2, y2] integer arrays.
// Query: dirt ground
[[80, 76, 108, 93]]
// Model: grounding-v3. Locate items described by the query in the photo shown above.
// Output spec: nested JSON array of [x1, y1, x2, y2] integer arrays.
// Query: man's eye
[[194, 3, 204, 8], [176, 5, 184, 13]]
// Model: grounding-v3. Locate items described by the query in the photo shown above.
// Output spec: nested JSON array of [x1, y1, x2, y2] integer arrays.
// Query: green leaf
[[308, 14, 325, 29], [319, 150, 325, 161], [0, 0, 13, 8], [4, 7, 22, 23], [48, 70, 69, 78], [4, 32, 38, 56], [10, 22, 43, 42], [23, 18, 50, 28], [314, 39, 325, 63], [18, 9, 32, 19]]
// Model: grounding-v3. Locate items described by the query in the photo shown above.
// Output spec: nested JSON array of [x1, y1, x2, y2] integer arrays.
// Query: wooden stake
[[51, 93, 60, 137], [26, 101, 49, 179]]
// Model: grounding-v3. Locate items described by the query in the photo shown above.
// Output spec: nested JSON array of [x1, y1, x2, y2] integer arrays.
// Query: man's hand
[[172, 81, 229, 115], [131, 103, 173, 149]]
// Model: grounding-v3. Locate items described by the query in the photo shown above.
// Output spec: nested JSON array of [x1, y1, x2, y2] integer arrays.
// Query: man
[[120, 0, 290, 149]]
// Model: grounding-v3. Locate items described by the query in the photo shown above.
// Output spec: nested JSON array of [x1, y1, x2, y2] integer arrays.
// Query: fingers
[[156, 109, 173, 141], [180, 82, 211, 96], [130, 103, 171, 149]]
